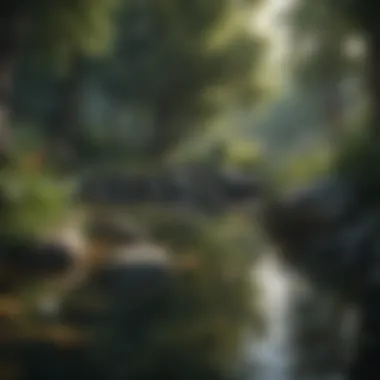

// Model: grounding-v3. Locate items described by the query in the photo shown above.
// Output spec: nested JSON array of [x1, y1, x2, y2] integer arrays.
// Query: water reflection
[[249, 248, 361, 380], [251, 252, 294, 380]]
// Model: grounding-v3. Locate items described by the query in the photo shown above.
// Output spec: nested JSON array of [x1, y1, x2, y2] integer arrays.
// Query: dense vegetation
[[2, 0, 380, 379]]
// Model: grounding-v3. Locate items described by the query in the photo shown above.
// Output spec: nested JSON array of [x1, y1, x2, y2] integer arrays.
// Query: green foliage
[[290, 0, 355, 87], [0, 156, 71, 237], [224, 139, 263, 172], [168, 139, 227, 166], [29, 0, 120, 71], [275, 148, 332, 190], [108, 0, 266, 158], [168, 137, 263, 175]]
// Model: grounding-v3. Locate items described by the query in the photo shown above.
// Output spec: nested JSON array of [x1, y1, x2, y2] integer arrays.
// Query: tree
[[0, 0, 119, 161], [105, 0, 265, 161], [325, 0, 380, 136], [289, 0, 364, 143]]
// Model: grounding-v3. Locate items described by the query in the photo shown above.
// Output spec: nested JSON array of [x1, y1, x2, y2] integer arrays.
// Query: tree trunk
[[325, 80, 343, 145], [148, 105, 174, 162], [0, 8, 28, 165], [47, 56, 85, 171], [344, 25, 380, 380], [347, 288, 380, 380], [367, 31, 380, 138], [147, 95, 189, 165]]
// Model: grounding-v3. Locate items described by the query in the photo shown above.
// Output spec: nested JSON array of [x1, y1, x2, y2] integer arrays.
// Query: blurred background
[[0, 0, 378, 379]]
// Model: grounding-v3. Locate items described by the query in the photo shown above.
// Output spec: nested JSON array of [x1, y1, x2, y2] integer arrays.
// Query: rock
[[0, 237, 74, 293]]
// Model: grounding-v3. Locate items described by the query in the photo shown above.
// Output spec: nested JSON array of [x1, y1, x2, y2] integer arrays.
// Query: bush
[[274, 148, 332, 191], [0, 153, 71, 238]]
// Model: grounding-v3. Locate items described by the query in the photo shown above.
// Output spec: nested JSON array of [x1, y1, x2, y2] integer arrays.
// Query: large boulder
[[260, 174, 376, 295], [0, 236, 75, 294]]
